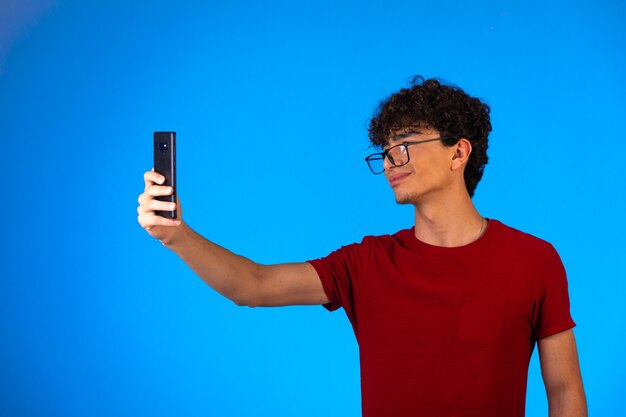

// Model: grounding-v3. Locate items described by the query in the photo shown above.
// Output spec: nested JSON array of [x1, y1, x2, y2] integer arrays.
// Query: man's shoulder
[[353, 221, 559, 257], [339, 228, 412, 252], [360, 227, 413, 244], [490, 219, 556, 253]]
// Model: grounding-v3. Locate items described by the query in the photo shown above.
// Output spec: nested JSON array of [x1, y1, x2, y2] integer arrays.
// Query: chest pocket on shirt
[[455, 295, 508, 347]]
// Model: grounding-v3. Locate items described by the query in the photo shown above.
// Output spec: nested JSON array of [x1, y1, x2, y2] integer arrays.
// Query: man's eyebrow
[[393, 132, 417, 140], [388, 131, 421, 144]]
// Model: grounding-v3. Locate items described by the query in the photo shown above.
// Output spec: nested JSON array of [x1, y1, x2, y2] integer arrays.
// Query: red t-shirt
[[307, 219, 575, 417]]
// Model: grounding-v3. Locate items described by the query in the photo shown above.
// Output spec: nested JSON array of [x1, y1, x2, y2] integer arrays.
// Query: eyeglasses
[[364, 137, 454, 174]]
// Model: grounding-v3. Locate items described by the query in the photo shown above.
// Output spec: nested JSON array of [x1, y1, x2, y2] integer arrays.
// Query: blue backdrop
[[1, 0, 624, 415]]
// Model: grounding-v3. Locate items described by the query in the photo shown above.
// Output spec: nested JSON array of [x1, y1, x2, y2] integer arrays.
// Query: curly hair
[[368, 76, 492, 197]]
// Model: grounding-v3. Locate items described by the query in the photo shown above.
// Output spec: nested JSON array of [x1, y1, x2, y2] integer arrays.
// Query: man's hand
[[137, 168, 183, 245], [538, 329, 588, 416]]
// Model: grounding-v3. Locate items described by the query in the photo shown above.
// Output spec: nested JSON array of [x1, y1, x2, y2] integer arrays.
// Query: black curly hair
[[368, 76, 491, 197]]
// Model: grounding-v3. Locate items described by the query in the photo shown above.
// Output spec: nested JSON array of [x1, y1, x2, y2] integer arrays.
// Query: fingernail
[[158, 177, 164, 184]]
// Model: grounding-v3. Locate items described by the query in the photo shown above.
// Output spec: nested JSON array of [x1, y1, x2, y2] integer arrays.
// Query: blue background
[[1, 0, 624, 415]]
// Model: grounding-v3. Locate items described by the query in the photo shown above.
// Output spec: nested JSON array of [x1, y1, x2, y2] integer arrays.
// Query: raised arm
[[138, 169, 329, 307], [538, 329, 588, 417]]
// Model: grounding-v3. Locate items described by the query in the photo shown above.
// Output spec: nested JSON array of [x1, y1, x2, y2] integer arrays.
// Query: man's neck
[[413, 189, 484, 248]]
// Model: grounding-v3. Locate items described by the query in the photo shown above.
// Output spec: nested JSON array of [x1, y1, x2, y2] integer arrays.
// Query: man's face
[[383, 126, 456, 205]]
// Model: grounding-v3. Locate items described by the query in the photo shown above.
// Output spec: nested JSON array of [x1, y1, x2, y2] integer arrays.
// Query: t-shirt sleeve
[[306, 237, 371, 322], [531, 244, 576, 341]]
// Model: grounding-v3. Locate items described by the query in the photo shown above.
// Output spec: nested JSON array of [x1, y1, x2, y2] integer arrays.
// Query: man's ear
[[451, 138, 472, 171]]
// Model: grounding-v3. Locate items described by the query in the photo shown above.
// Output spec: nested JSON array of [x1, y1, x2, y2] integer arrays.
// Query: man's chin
[[395, 192, 419, 205]]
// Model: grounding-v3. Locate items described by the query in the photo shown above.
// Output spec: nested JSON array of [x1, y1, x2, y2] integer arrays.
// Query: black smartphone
[[153, 131, 177, 219]]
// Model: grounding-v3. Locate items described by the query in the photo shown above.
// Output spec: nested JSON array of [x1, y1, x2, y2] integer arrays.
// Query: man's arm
[[163, 222, 330, 308], [538, 329, 588, 417]]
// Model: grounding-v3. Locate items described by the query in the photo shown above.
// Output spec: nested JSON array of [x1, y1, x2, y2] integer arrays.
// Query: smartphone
[[153, 131, 177, 219]]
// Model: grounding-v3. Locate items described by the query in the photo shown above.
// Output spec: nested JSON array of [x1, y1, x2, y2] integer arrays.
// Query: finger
[[137, 203, 155, 215], [138, 213, 181, 228], [137, 188, 174, 215], [138, 192, 149, 205], [148, 200, 176, 212], [144, 171, 165, 188], [146, 185, 174, 197], [138, 194, 175, 213], [144, 170, 166, 190]]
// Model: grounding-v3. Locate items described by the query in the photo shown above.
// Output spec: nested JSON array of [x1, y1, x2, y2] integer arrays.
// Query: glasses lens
[[388, 144, 409, 167], [366, 154, 385, 174]]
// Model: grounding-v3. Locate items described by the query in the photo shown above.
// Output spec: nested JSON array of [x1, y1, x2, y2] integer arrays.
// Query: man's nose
[[383, 155, 395, 171]]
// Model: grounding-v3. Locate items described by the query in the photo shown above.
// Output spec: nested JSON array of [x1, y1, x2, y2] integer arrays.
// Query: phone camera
[[159, 143, 168, 150]]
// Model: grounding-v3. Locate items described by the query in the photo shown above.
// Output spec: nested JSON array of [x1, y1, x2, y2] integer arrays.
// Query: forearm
[[162, 221, 260, 306]]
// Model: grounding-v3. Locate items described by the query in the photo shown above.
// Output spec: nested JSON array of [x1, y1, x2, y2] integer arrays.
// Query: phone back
[[153, 132, 177, 219]]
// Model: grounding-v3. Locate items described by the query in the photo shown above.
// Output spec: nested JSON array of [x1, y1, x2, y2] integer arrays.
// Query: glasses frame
[[364, 137, 455, 174]]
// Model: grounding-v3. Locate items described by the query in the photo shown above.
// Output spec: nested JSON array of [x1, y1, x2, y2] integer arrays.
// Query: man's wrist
[[161, 221, 189, 249]]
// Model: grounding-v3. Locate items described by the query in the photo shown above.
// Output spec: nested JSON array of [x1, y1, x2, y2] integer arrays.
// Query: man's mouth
[[388, 172, 411, 187]]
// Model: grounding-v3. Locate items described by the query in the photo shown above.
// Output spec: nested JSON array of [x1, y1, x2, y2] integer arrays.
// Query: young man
[[137, 76, 587, 416]]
